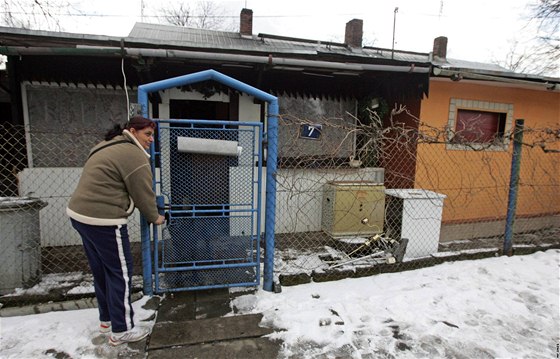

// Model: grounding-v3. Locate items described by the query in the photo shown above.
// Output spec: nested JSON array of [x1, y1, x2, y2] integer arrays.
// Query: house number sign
[[300, 124, 322, 140]]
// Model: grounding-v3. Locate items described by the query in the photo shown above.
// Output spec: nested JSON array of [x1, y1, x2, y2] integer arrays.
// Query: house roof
[[0, 23, 434, 100], [0, 23, 431, 71], [0, 22, 557, 92], [127, 22, 431, 65]]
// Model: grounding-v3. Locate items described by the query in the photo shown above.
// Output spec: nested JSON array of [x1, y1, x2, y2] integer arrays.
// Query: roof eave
[[432, 67, 560, 91]]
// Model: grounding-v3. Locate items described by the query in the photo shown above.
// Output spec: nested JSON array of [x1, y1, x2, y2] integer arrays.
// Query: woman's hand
[[154, 215, 165, 225]]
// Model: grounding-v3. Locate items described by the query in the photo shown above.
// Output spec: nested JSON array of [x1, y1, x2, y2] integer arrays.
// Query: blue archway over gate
[[137, 69, 278, 294]]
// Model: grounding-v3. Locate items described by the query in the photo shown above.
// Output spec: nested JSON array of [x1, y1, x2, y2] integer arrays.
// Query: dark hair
[[104, 116, 156, 140], [126, 116, 156, 131]]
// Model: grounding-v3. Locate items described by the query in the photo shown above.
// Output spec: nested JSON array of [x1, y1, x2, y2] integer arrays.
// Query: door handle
[[156, 195, 170, 226]]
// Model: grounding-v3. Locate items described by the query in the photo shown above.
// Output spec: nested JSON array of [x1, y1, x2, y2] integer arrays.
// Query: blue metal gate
[[153, 118, 263, 292]]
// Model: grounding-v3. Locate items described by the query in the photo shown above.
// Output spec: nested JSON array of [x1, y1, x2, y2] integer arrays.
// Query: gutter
[[0, 46, 123, 57], [0, 45, 430, 74], [433, 67, 559, 91]]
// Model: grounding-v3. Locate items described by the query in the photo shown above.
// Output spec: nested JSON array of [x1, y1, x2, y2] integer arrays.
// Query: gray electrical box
[[321, 181, 385, 238]]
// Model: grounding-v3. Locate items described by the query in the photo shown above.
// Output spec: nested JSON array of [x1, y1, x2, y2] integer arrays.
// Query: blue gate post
[[504, 119, 525, 256], [264, 100, 279, 292], [137, 91, 154, 295]]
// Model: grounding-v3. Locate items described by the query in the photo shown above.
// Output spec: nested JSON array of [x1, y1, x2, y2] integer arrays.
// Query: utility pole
[[392, 7, 398, 59]]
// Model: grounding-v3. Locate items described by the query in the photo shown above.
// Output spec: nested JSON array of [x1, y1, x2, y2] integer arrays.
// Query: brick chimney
[[344, 19, 363, 48], [433, 36, 448, 59], [240, 8, 253, 36]]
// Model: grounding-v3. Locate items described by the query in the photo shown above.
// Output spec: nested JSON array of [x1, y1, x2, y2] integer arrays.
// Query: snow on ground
[[233, 249, 560, 358], [0, 296, 156, 358], [0, 250, 558, 358]]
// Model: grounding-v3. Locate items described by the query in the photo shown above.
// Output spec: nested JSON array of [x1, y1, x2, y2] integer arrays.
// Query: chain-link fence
[[0, 122, 143, 306], [273, 106, 559, 285], [1, 103, 558, 305]]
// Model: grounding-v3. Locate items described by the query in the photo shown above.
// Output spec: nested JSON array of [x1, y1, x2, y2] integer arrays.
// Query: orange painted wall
[[418, 79, 560, 222]]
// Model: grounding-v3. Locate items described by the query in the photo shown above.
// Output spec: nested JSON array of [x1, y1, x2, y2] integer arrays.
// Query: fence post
[[504, 119, 524, 256], [138, 86, 153, 295], [263, 99, 279, 292]]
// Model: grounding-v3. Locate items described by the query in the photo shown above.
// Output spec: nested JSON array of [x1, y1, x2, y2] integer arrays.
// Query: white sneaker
[[109, 326, 151, 346], [99, 321, 111, 334]]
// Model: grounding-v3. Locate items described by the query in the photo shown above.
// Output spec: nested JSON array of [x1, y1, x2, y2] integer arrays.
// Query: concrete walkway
[[144, 288, 281, 358]]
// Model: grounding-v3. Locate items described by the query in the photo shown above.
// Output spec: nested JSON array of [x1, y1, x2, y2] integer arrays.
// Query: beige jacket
[[67, 130, 159, 226]]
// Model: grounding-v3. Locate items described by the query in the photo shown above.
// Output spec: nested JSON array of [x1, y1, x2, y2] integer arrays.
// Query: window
[[447, 99, 513, 151], [453, 109, 507, 144]]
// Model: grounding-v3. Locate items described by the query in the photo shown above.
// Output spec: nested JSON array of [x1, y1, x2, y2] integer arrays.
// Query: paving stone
[[148, 313, 274, 350], [148, 337, 281, 359]]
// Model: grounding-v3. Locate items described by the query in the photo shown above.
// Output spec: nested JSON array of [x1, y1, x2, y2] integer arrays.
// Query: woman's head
[[125, 116, 156, 132], [104, 116, 156, 146], [126, 116, 156, 149]]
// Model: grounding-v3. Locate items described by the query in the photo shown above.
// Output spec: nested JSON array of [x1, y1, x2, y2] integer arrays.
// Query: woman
[[67, 115, 165, 346]]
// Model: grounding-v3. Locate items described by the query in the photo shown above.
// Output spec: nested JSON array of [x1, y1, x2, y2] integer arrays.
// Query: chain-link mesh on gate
[[0, 122, 143, 305], [153, 120, 262, 292], [273, 105, 560, 285]]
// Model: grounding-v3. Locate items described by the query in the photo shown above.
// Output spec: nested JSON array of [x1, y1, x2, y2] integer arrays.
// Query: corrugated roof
[[436, 58, 509, 72], [127, 22, 431, 64], [129, 23, 250, 50]]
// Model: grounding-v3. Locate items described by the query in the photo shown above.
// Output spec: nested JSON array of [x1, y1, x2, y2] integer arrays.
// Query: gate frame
[[153, 118, 263, 293], [138, 69, 279, 294]]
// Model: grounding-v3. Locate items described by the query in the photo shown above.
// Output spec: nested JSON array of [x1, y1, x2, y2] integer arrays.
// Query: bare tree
[[1, 0, 76, 31], [159, 2, 192, 27], [527, 0, 560, 76], [533, 0, 560, 39], [158, 1, 234, 30], [497, 0, 559, 76], [499, 39, 547, 75], [532, 0, 560, 69]]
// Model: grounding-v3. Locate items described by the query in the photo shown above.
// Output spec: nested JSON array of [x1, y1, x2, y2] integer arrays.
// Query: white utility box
[[322, 181, 385, 237], [384, 189, 446, 259]]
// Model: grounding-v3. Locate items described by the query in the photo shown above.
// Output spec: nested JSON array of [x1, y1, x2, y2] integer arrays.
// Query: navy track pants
[[70, 218, 135, 333]]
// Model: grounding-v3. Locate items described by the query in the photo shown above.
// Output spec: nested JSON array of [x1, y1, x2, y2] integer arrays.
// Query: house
[[420, 36, 559, 241], [0, 9, 429, 248], [0, 8, 558, 285]]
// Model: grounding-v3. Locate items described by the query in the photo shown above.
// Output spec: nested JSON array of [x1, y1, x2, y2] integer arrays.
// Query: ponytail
[[104, 124, 124, 141]]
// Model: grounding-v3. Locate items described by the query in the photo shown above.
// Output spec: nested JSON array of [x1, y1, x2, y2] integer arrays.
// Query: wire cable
[[121, 53, 129, 121]]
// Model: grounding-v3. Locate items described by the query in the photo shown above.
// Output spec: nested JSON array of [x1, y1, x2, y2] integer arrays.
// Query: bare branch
[[157, 0, 231, 30]]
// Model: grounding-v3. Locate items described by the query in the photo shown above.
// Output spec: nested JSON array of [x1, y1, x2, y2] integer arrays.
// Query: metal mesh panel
[[154, 120, 261, 292], [159, 267, 257, 291], [162, 216, 256, 263], [160, 126, 255, 206], [0, 123, 143, 304]]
